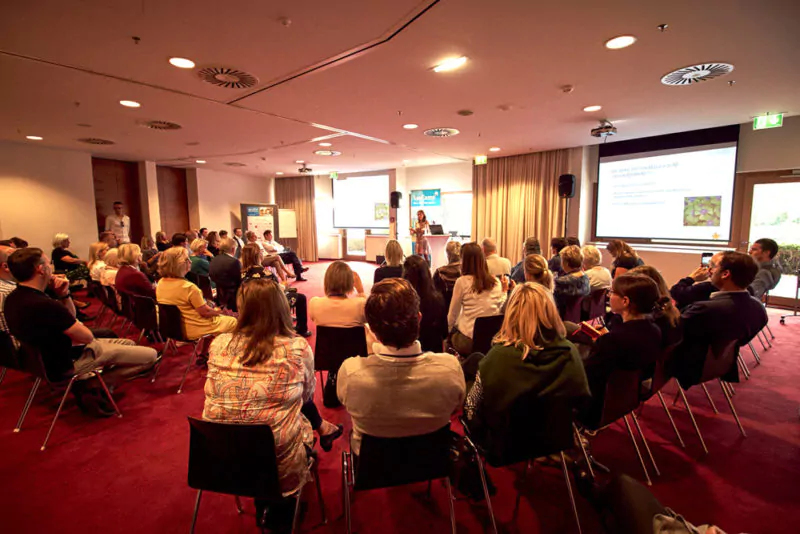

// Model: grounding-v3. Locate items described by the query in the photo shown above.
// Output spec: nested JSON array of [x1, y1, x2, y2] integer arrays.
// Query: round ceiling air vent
[[314, 150, 342, 156], [661, 63, 734, 86], [138, 120, 182, 131], [77, 137, 115, 145], [423, 127, 460, 137], [224, 162, 247, 167], [197, 67, 259, 89]]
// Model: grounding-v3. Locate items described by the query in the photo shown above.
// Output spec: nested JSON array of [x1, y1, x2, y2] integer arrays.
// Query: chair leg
[[738, 355, 751, 380], [177, 342, 199, 394], [41, 375, 79, 451], [726, 382, 735, 396], [678, 386, 708, 454], [311, 459, 327, 525], [756, 331, 768, 351], [760, 330, 772, 348], [513, 460, 532, 521], [190, 490, 202, 534], [631, 411, 660, 477], [474, 450, 499, 534], [573, 424, 596, 480], [765, 323, 775, 339], [700, 383, 719, 414], [14, 377, 42, 432], [234, 496, 244, 514], [136, 330, 145, 345], [720, 380, 747, 437], [657, 391, 685, 448], [291, 480, 305, 534], [95, 372, 122, 418], [0, 366, 6, 386], [444, 476, 457, 534], [748, 342, 761, 365], [622, 415, 652, 486], [560, 451, 583, 534], [342, 452, 353, 534]]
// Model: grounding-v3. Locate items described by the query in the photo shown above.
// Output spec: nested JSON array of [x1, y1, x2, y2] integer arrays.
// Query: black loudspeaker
[[390, 191, 402, 208], [558, 174, 576, 199]]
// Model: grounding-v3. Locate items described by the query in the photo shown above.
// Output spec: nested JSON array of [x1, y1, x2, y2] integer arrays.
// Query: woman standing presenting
[[410, 209, 431, 265]]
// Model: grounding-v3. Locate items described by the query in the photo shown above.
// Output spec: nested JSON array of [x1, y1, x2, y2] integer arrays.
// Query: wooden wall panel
[[156, 166, 190, 237], [92, 157, 144, 243]]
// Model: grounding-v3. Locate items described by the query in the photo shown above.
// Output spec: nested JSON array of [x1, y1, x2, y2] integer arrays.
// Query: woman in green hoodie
[[464, 282, 590, 445]]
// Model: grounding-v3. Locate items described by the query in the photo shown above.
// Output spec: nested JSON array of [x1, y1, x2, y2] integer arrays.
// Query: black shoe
[[301, 267, 309, 273], [76, 310, 95, 321], [296, 277, 308, 282], [319, 424, 344, 452], [75, 390, 116, 418]]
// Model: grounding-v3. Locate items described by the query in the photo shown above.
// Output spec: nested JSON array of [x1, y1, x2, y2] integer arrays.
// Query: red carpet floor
[[1, 261, 799, 533]]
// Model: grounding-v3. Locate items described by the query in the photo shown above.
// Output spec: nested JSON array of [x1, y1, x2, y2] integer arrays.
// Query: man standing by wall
[[105, 201, 131, 244]]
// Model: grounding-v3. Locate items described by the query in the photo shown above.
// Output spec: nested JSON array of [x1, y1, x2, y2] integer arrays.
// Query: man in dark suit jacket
[[672, 251, 768, 387], [232, 227, 246, 259], [209, 237, 242, 311]]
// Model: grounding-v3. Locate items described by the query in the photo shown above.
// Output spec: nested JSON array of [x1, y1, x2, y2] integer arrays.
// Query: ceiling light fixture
[[489, 147, 501, 152], [295, 160, 304, 164], [583, 105, 602, 112], [433, 56, 468, 72], [403, 123, 418, 130], [195, 160, 206, 164], [120, 100, 141, 108], [276, 172, 284, 175], [314, 150, 342, 156], [169, 57, 196, 69], [605, 35, 637, 49], [318, 142, 332, 147], [26, 135, 43, 141]]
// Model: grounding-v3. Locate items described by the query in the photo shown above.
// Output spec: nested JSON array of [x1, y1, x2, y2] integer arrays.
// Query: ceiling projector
[[591, 120, 617, 138], [298, 165, 312, 174]]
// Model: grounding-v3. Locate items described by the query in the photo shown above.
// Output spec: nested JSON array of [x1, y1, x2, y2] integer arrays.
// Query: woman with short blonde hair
[[553, 245, 591, 317], [373, 239, 405, 283], [118, 243, 141, 266], [189, 238, 213, 280], [116, 244, 156, 299], [100, 248, 120, 286], [582, 245, 612, 290], [51, 232, 89, 280], [523, 254, 554, 290], [88, 242, 109, 282]]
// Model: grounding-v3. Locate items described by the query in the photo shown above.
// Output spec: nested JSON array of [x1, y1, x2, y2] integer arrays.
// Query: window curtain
[[275, 176, 318, 262], [472, 148, 577, 264]]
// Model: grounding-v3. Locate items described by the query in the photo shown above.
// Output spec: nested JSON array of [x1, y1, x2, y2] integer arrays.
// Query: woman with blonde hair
[[88, 242, 110, 282], [463, 283, 590, 441], [156, 246, 237, 339], [582, 245, 612, 290], [523, 254, 554, 290], [52, 233, 90, 281], [155, 231, 171, 252], [100, 248, 120, 287], [189, 238, 212, 279], [553, 245, 590, 317], [373, 239, 404, 283], [116, 243, 156, 299]]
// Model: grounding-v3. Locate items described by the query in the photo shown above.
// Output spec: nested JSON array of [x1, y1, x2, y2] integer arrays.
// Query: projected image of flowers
[[683, 196, 722, 227]]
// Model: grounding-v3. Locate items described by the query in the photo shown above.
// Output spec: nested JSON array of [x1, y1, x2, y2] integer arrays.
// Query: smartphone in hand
[[701, 252, 713, 267]]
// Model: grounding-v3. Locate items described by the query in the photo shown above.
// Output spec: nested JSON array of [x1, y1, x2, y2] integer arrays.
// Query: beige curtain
[[472, 148, 576, 264], [275, 176, 318, 262]]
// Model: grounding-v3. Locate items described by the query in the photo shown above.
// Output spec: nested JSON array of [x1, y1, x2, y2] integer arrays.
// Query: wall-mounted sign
[[753, 113, 783, 130], [474, 155, 488, 165], [330, 171, 338, 179], [410, 189, 441, 207]]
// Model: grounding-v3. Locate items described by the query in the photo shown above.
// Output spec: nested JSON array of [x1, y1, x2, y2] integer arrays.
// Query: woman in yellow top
[[156, 246, 237, 340]]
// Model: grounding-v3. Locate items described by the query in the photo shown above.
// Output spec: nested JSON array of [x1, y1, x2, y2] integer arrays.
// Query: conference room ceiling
[[1, 0, 798, 177]]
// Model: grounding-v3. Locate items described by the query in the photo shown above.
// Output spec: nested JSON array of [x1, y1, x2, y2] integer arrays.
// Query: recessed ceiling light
[[403, 123, 419, 130], [169, 57, 196, 69], [120, 100, 141, 108], [583, 105, 602, 112], [433, 56, 468, 73], [295, 160, 304, 164], [276, 172, 284, 175], [25, 135, 43, 141], [318, 142, 332, 147], [489, 147, 501, 152], [195, 160, 206, 164], [605, 35, 637, 49], [314, 150, 342, 156]]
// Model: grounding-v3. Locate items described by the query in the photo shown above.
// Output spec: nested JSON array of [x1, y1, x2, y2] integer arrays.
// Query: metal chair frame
[[156, 303, 213, 393]]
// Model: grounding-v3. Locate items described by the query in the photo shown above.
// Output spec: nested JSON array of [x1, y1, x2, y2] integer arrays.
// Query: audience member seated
[[523, 253, 554, 290], [748, 237, 781, 298], [672, 251, 768, 387], [11, 237, 29, 249], [510, 237, 541, 283], [0, 245, 19, 340], [99, 231, 118, 248], [482, 237, 511, 277], [582, 245, 612, 290], [5, 248, 157, 416], [156, 247, 236, 340], [447, 242, 506, 356], [579, 274, 662, 427], [87, 241, 109, 282], [629, 265, 682, 348], [100, 248, 120, 287], [403, 255, 448, 352], [337, 278, 465, 455], [245, 231, 294, 282], [205, 231, 220, 257], [155, 231, 171, 252], [52, 233, 90, 281], [115, 244, 156, 300], [433, 240, 462, 308], [548, 237, 568, 276], [140, 236, 161, 278], [189, 238, 212, 282], [309, 261, 367, 328], [208, 237, 242, 311], [264, 229, 308, 281], [553, 245, 591, 316], [566, 236, 581, 247], [240, 244, 311, 338], [171, 232, 188, 249], [373, 239, 404, 283], [669, 254, 720, 310], [202, 277, 341, 524], [463, 282, 590, 446], [185, 229, 199, 243], [606, 239, 644, 278]]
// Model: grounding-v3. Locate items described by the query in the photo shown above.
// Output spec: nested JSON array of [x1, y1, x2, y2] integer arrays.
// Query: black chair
[[131, 295, 162, 346], [0, 330, 19, 389], [15, 340, 121, 450], [639, 348, 686, 451], [117, 290, 137, 337], [462, 394, 583, 533], [582, 288, 608, 321], [105, 286, 130, 332], [314, 326, 367, 379], [342, 425, 455, 534], [187, 417, 326, 534], [560, 295, 584, 323], [186, 271, 200, 286], [471, 315, 505, 356], [157, 303, 213, 393], [88, 280, 110, 326], [196, 274, 214, 302]]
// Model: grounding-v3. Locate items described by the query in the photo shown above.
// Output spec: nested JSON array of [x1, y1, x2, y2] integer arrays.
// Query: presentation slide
[[333, 175, 390, 229], [596, 145, 737, 242]]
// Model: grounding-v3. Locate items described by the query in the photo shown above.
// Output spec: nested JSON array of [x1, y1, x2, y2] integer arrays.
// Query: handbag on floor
[[322, 372, 341, 408], [448, 431, 495, 501]]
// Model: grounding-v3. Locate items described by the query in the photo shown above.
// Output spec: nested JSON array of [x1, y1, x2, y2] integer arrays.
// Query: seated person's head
[[185, 230, 198, 241], [559, 245, 583, 273], [749, 238, 779, 262], [8, 247, 50, 284], [481, 237, 498, 256], [158, 246, 190, 278], [523, 237, 541, 257], [581, 245, 602, 270], [199, 228, 208, 238], [219, 237, 236, 255], [263, 229, 274, 241], [52, 233, 70, 250], [606, 239, 635, 259], [190, 238, 208, 256], [155, 231, 167, 243], [402, 255, 433, 295], [104, 248, 120, 268], [99, 231, 118, 247], [233, 278, 294, 365], [712, 251, 759, 291], [495, 282, 566, 357], [141, 235, 155, 249], [629, 265, 678, 325], [240, 243, 263, 271], [445, 240, 462, 264], [171, 233, 188, 247], [0, 246, 17, 278], [245, 231, 257, 242], [384, 239, 403, 267], [88, 242, 109, 264], [233, 227, 243, 237], [366, 278, 420, 349], [550, 237, 568, 256], [524, 254, 553, 289], [11, 237, 28, 249], [206, 231, 219, 246], [324, 261, 355, 297], [566, 236, 581, 247], [118, 244, 141, 266], [218, 230, 229, 238], [609, 274, 659, 317]]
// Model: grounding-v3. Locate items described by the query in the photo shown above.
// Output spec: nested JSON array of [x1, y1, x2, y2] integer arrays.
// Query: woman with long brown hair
[[410, 209, 431, 265], [447, 242, 506, 355], [629, 265, 682, 348], [606, 239, 644, 278]]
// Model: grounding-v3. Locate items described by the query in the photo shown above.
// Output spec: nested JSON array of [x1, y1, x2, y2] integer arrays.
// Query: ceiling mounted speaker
[[77, 137, 115, 145], [423, 127, 460, 137], [661, 63, 734, 86], [138, 120, 182, 131], [197, 66, 259, 89]]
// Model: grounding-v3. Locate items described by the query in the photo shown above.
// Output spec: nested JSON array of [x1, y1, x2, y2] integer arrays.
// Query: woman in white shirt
[[309, 261, 366, 327], [447, 242, 506, 355], [87, 241, 109, 282], [582, 245, 612, 290], [100, 247, 120, 287]]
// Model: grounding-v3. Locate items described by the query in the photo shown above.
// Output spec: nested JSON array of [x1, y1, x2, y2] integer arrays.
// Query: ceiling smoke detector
[[197, 66, 259, 89], [423, 127, 460, 137], [138, 120, 182, 131], [661, 63, 734, 86], [77, 137, 115, 145]]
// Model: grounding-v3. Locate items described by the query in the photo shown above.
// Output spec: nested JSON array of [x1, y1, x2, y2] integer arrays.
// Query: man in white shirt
[[482, 237, 511, 277], [337, 278, 465, 454], [263, 229, 308, 281], [105, 201, 131, 244], [232, 227, 246, 258]]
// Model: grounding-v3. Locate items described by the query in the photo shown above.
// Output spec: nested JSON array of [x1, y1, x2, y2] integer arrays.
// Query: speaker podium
[[426, 235, 451, 271]]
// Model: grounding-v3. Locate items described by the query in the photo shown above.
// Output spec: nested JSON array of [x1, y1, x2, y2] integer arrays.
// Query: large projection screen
[[332, 175, 390, 229]]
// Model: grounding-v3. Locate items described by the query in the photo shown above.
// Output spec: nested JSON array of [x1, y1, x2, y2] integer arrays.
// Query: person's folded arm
[[447, 278, 465, 331], [64, 321, 94, 345]]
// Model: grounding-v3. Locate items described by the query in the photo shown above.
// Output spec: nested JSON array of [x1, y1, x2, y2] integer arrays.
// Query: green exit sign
[[753, 113, 783, 130], [329, 171, 338, 179], [474, 155, 488, 165]]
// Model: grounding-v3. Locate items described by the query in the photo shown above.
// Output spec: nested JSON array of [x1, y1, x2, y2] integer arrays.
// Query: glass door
[[342, 229, 366, 261]]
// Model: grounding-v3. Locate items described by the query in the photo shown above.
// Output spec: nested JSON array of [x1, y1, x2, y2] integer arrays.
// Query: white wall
[[193, 168, 270, 233], [0, 141, 97, 257], [314, 175, 341, 259], [737, 115, 800, 173], [404, 162, 472, 193]]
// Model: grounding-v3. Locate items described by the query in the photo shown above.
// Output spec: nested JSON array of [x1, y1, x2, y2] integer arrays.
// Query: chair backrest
[[15, 340, 81, 383], [0, 331, 21, 370], [585, 289, 608, 320], [105, 286, 121, 314], [699, 338, 739, 383], [597, 368, 643, 428], [314, 326, 368, 372], [471, 314, 505, 355], [560, 295, 584, 323], [88, 280, 104, 301], [187, 417, 283, 500], [354, 425, 451, 491], [158, 303, 188, 342], [117, 290, 135, 320], [197, 274, 214, 301], [131, 295, 159, 331], [185, 271, 200, 286]]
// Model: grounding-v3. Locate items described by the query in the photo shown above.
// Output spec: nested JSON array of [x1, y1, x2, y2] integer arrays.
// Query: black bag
[[448, 432, 495, 501], [323, 372, 341, 408]]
